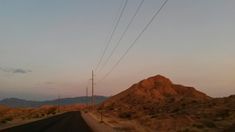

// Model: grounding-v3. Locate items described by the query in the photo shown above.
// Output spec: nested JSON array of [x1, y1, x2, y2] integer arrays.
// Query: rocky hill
[[99, 75, 235, 132]]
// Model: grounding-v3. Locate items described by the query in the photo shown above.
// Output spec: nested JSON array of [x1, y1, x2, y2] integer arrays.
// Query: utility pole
[[86, 86, 88, 107], [92, 70, 95, 109], [58, 94, 60, 113]]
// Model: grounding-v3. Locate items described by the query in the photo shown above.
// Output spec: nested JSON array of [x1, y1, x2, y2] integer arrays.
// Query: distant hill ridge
[[0, 96, 107, 108]]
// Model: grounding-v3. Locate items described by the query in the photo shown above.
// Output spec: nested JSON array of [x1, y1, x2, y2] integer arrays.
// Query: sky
[[0, 0, 235, 100]]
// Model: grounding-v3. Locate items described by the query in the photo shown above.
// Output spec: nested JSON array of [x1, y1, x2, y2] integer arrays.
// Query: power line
[[99, 0, 169, 82], [99, 0, 145, 73], [95, 0, 129, 71], [94, 1, 124, 72]]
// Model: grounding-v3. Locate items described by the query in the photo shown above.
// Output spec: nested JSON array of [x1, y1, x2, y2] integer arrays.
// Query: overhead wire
[[98, 0, 169, 82], [94, 0, 129, 72], [98, 0, 145, 73]]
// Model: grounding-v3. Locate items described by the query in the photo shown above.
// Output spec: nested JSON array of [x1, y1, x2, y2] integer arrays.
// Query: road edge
[[81, 111, 115, 132]]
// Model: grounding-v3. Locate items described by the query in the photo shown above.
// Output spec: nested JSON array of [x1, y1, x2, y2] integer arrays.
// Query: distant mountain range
[[0, 96, 107, 108]]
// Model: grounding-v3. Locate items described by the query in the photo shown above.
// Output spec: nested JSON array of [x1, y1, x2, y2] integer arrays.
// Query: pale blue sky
[[0, 0, 235, 100]]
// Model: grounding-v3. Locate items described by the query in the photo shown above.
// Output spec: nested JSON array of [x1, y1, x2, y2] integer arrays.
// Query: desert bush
[[201, 119, 216, 128], [192, 123, 204, 129], [119, 111, 133, 119], [0, 117, 13, 124], [106, 105, 114, 111], [46, 107, 57, 115], [0, 119, 7, 124], [216, 109, 230, 119], [32, 114, 40, 118], [181, 103, 186, 108], [171, 108, 181, 113], [179, 127, 201, 132]]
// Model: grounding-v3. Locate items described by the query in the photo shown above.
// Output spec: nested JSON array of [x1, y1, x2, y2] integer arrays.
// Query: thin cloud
[[0, 67, 32, 74]]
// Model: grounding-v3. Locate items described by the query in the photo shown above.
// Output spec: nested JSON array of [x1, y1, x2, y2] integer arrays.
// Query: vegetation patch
[[119, 111, 133, 119], [0, 117, 13, 124]]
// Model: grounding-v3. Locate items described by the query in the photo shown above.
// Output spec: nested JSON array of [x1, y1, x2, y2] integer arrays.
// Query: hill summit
[[101, 75, 210, 109]]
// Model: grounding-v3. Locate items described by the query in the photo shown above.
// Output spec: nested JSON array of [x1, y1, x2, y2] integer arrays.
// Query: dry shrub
[[119, 111, 133, 119]]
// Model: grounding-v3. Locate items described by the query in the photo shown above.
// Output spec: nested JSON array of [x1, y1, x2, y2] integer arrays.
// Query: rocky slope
[[99, 75, 235, 132]]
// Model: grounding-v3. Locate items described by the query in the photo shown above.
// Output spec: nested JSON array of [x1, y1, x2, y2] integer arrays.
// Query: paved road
[[0, 111, 92, 132]]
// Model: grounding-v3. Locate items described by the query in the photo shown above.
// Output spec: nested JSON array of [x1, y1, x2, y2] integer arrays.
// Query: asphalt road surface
[[0, 111, 92, 132]]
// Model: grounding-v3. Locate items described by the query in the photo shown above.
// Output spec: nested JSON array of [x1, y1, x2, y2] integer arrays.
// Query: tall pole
[[86, 86, 88, 107], [58, 94, 60, 113], [92, 70, 94, 108]]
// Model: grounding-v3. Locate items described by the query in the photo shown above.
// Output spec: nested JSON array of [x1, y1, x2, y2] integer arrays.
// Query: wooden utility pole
[[92, 70, 95, 108], [58, 95, 60, 113], [86, 86, 88, 107]]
